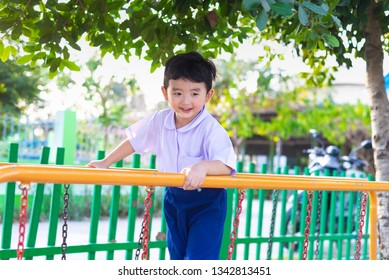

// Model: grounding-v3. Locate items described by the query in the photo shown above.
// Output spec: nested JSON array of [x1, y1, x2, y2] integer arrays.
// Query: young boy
[[87, 51, 236, 260]]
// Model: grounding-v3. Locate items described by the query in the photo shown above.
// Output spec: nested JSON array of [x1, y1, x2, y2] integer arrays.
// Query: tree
[[212, 55, 371, 163], [0, 59, 43, 115], [81, 56, 143, 150], [1, 0, 388, 258]]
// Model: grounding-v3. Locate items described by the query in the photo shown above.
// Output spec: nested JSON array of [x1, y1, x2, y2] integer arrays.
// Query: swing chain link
[[355, 191, 368, 260], [17, 183, 31, 260], [314, 191, 322, 260], [61, 183, 70, 260], [135, 186, 154, 260], [266, 189, 279, 260], [302, 191, 313, 260], [227, 190, 245, 260]]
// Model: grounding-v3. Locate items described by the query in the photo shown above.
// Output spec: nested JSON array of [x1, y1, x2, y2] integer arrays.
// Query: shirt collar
[[164, 105, 208, 132]]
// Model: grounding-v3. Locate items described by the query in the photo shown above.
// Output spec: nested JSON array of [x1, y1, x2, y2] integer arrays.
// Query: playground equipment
[[1, 162, 388, 260]]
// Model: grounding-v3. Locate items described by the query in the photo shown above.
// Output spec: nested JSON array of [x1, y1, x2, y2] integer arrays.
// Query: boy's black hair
[[163, 51, 217, 92]]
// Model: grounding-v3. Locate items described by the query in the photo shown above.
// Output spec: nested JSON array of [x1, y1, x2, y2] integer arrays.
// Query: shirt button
[[197, 188, 202, 192]]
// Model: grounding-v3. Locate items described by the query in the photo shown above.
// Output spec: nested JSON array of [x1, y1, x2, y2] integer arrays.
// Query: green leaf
[[331, 15, 342, 29], [57, 3, 71, 11], [242, 0, 260, 11], [23, 44, 42, 53], [11, 23, 22, 40], [32, 52, 46, 60], [0, 45, 11, 62], [17, 54, 33, 64], [302, 1, 327, 15], [298, 5, 309, 26], [322, 33, 339, 48], [320, 3, 329, 12], [49, 57, 61, 73], [62, 59, 81, 71], [306, 38, 317, 50], [48, 70, 57, 79], [256, 9, 268, 31], [270, 2, 294, 16], [259, 0, 271, 12], [67, 40, 82, 51], [9, 45, 17, 56], [310, 31, 317, 40]]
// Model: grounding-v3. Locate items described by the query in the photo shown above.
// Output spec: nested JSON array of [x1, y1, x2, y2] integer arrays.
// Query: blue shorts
[[163, 187, 227, 260]]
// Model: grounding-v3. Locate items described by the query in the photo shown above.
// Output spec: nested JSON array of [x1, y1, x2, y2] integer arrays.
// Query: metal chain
[[267, 189, 279, 260], [314, 191, 322, 260], [135, 220, 145, 260], [61, 184, 70, 260], [227, 190, 245, 260], [17, 183, 30, 260], [302, 191, 313, 260], [135, 187, 154, 260], [355, 192, 368, 260]]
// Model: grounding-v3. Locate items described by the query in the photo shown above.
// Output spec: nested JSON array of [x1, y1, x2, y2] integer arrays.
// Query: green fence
[[0, 143, 370, 260]]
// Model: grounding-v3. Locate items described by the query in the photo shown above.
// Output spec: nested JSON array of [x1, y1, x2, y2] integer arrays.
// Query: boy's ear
[[161, 86, 168, 101], [206, 89, 215, 102]]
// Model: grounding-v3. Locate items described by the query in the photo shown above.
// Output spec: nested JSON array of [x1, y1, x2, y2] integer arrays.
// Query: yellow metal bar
[[1, 163, 389, 191], [0, 163, 386, 260]]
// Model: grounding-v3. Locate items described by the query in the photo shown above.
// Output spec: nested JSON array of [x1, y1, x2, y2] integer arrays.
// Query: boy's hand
[[181, 162, 207, 190], [86, 159, 110, 169]]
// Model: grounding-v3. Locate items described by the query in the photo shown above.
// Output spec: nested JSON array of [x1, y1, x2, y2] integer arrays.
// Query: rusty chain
[[135, 186, 154, 260], [355, 191, 368, 260], [227, 190, 245, 260], [314, 191, 322, 260], [17, 183, 30, 260], [302, 191, 313, 260]]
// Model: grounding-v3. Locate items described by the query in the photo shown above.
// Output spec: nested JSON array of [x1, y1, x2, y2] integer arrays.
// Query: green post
[[52, 110, 77, 165], [25, 146, 50, 260], [106, 159, 123, 260], [278, 166, 289, 260], [88, 150, 105, 260], [1, 143, 18, 256], [148, 154, 157, 232], [243, 162, 255, 260], [126, 153, 141, 260], [287, 166, 300, 259], [255, 164, 267, 259]]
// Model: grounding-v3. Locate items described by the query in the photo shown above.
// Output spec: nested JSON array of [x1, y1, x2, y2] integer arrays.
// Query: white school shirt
[[126, 106, 236, 174]]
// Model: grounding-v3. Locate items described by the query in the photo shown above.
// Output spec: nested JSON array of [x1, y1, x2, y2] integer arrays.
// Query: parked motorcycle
[[284, 129, 372, 250]]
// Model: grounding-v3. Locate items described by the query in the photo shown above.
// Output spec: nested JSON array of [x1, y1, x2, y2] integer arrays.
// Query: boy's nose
[[182, 95, 191, 104]]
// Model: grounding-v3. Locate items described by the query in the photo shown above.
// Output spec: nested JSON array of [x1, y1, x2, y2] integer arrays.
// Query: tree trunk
[[365, 0, 389, 259]]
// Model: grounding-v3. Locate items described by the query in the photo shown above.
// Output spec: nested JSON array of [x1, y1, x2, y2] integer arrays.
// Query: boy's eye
[[173, 92, 181, 95]]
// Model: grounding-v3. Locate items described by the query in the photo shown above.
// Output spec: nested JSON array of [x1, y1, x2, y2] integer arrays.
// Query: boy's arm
[[181, 160, 232, 190], [86, 139, 135, 169]]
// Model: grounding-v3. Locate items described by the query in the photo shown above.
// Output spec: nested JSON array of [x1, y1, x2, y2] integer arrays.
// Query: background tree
[[213, 55, 372, 164], [0, 59, 43, 115], [81, 57, 143, 150], [1, 0, 388, 257]]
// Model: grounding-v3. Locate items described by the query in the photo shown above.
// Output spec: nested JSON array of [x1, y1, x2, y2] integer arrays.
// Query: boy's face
[[161, 78, 214, 129]]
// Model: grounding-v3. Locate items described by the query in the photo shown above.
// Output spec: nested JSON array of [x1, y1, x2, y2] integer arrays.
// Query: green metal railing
[[0, 143, 372, 260]]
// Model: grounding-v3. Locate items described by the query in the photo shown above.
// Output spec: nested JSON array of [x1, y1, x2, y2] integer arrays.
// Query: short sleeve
[[125, 111, 160, 154], [206, 122, 237, 175]]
